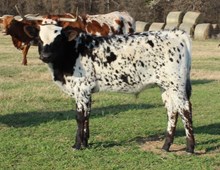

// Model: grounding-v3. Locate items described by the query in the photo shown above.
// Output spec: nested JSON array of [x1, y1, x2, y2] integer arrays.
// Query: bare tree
[[0, 0, 219, 25]]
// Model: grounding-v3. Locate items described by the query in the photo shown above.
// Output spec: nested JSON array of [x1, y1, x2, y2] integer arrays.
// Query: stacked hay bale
[[135, 21, 150, 32], [164, 11, 184, 30], [148, 22, 165, 31], [179, 11, 203, 37], [194, 23, 213, 40]]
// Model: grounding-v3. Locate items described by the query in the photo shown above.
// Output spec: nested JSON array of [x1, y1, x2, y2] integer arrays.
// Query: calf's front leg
[[73, 97, 91, 150]]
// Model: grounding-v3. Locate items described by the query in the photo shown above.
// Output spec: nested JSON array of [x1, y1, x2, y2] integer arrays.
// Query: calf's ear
[[62, 27, 79, 41], [24, 25, 39, 38], [67, 30, 78, 41]]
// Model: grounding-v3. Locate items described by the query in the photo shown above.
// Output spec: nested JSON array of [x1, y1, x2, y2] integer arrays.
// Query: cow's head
[[27, 21, 80, 63], [0, 15, 40, 40], [0, 15, 14, 35]]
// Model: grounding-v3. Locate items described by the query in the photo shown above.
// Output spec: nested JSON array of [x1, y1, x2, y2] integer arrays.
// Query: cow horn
[[2, 15, 13, 18], [15, 5, 24, 19], [14, 15, 23, 21], [24, 16, 44, 21], [65, 13, 77, 19], [25, 14, 40, 17], [58, 17, 77, 22]]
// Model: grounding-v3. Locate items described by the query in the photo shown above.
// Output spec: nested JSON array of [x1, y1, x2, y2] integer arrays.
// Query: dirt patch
[[141, 140, 206, 156], [138, 136, 207, 156]]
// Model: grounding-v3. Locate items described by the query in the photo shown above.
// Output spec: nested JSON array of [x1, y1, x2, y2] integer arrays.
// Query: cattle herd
[[0, 11, 195, 153]]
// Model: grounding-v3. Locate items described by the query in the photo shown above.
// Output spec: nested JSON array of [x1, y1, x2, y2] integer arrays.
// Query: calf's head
[[36, 24, 79, 63]]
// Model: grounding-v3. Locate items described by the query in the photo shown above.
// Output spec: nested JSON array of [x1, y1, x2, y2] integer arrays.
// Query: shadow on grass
[[0, 103, 154, 128], [78, 123, 220, 153], [191, 79, 215, 86], [130, 134, 165, 144], [89, 141, 123, 149], [193, 123, 220, 152], [1, 102, 219, 153]]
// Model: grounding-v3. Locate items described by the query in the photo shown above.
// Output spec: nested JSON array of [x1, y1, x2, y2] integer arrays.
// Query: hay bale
[[164, 11, 184, 30], [179, 23, 195, 37], [166, 11, 184, 24], [164, 23, 179, 30], [194, 23, 212, 40], [135, 21, 150, 32], [148, 22, 165, 31], [182, 11, 203, 25]]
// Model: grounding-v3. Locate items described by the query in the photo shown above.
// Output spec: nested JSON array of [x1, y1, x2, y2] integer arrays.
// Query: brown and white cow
[[44, 11, 135, 36]]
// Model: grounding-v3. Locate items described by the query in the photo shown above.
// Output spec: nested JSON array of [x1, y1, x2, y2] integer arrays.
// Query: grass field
[[0, 34, 220, 170]]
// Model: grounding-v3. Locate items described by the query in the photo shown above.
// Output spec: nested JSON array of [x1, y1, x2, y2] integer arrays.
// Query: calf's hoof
[[186, 139, 195, 154], [162, 142, 171, 152], [72, 144, 82, 150], [186, 146, 194, 154]]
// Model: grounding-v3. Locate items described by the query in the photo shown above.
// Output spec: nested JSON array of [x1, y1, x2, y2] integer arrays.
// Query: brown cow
[[0, 15, 40, 65]]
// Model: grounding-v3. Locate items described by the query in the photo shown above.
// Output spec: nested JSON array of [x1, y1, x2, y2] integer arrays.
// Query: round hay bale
[[182, 11, 203, 25], [166, 11, 184, 24], [135, 21, 150, 32], [164, 23, 179, 30], [148, 22, 165, 31], [194, 23, 212, 40], [179, 23, 195, 37]]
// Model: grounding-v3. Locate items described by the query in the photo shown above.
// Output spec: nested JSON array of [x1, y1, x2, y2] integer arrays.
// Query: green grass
[[0, 35, 220, 170]]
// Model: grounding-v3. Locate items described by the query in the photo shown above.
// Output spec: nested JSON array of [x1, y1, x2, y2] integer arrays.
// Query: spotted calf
[[28, 22, 195, 153]]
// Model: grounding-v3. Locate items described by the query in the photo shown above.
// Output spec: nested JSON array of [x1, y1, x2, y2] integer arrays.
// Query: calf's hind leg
[[161, 90, 195, 153], [162, 111, 178, 152], [178, 102, 195, 153]]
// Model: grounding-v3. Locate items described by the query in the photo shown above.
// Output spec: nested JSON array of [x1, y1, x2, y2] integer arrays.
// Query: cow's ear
[[24, 25, 39, 38], [63, 27, 78, 41], [67, 30, 78, 41]]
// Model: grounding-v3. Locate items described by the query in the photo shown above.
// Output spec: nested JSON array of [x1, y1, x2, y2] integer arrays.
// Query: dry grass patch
[[141, 140, 206, 156], [191, 40, 220, 80], [136, 135, 207, 156], [191, 70, 220, 80]]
